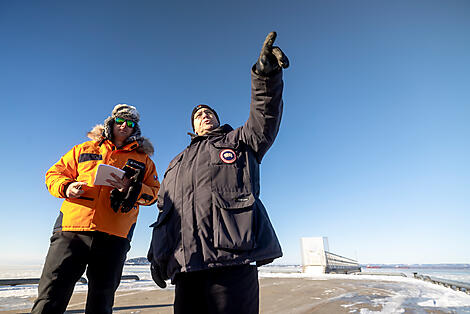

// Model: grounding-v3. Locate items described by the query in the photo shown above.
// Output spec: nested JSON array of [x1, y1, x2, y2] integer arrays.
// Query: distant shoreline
[[124, 257, 470, 269]]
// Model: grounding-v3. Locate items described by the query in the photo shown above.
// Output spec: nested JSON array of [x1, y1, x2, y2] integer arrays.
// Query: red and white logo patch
[[219, 149, 237, 164]]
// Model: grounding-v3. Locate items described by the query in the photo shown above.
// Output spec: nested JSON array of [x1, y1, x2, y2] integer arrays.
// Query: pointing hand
[[255, 32, 290, 76]]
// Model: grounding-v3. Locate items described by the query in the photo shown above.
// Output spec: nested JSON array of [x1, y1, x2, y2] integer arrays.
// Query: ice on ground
[[1, 265, 469, 312], [259, 269, 470, 313]]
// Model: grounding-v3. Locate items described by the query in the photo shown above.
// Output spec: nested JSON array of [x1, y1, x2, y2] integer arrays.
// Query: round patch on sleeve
[[219, 149, 237, 164]]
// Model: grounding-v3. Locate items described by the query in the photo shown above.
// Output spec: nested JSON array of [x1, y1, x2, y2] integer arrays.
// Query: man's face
[[113, 118, 134, 143], [193, 108, 219, 135]]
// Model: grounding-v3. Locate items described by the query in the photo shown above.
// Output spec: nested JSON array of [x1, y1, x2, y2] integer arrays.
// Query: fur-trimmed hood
[[87, 124, 154, 156]]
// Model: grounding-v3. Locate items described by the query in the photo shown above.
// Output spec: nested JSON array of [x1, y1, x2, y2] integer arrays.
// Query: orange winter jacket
[[46, 131, 160, 240]]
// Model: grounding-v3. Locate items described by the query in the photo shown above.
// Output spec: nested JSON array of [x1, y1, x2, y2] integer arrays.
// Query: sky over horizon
[[1, 1, 469, 265]]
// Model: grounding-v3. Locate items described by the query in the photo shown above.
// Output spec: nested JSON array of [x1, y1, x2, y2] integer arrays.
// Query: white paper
[[93, 164, 125, 186]]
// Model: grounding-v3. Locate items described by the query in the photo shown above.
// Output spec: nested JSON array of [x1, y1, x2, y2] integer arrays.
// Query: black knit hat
[[191, 104, 220, 131]]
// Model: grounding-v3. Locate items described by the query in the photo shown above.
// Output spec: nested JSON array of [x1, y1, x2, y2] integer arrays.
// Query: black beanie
[[191, 104, 220, 131]]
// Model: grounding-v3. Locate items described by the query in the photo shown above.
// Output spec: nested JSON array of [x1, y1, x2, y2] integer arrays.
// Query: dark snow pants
[[173, 264, 259, 314], [31, 231, 130, 314]]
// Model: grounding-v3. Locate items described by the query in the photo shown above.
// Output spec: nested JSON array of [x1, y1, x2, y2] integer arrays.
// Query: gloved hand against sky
[[255, 31, 290, 76]]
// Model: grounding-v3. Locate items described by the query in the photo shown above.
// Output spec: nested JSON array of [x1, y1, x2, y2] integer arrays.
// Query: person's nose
[[119, 122, 128, 129]]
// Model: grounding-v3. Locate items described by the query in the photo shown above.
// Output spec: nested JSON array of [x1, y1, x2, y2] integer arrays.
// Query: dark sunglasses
[[115, 117, 135, 128]]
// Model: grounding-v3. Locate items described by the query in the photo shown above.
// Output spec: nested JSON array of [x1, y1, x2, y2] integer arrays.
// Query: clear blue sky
[[1, 1, 469, 265]]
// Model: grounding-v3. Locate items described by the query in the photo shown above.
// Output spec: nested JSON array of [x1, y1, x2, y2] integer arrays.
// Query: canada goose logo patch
[[219, 149, 236, 164]]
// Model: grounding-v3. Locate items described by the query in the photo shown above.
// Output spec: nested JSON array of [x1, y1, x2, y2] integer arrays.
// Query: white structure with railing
[[300, 237, 361, 274]]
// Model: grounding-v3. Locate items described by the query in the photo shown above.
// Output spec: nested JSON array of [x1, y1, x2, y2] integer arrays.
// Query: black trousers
[[174, 264, 259, 314], [31, 231, 130, 314]]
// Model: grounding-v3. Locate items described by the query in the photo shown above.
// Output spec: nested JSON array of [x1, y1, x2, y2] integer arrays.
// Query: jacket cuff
[[61, 180, 74, 198], [251, 64, 282, 78]]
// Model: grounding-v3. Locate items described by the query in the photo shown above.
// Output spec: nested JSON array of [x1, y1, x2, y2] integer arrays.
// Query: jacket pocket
[[212, 191, 256, 251], [66, 187, 98, 207], [209, 142, 248, 192], [209, 141, 243, 166]]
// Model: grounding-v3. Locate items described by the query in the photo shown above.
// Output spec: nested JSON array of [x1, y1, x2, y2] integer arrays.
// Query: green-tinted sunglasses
[[115, 117, 135, 128]]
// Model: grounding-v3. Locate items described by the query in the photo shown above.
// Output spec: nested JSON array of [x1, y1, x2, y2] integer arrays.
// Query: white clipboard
[[93, 164, 125, 186]]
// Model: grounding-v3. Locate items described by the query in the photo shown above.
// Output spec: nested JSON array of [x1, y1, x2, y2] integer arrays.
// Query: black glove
[[255, 31, 289, 76], [111, 161, 145, 213], [120, 168, 143, 213], [110, 189, 125, 212], [150, 262, 167, 289]]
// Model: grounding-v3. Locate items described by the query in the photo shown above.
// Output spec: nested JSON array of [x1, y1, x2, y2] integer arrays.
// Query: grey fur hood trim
[[87, 124, 155, 156]]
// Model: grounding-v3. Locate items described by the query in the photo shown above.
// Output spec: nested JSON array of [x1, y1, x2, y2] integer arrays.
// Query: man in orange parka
[[32, 104, 160, 314]]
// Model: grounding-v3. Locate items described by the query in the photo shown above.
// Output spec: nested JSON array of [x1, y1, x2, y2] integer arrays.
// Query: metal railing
[[325, 251, 361, 274], [0, 275, 139, 287], [0, 277, 88, 286], [414, 273, 470, 295]]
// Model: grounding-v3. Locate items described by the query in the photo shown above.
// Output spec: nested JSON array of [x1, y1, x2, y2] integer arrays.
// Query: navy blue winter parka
[[148, 68, 284, 280]]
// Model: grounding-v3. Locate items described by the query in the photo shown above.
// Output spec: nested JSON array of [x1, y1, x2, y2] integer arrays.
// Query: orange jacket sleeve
[[136, 156, 160, 206], [45, 145, 80, 198]]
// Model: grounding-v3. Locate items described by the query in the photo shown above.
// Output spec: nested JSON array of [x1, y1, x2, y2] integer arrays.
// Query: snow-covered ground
[[1, 265, 470, 312]]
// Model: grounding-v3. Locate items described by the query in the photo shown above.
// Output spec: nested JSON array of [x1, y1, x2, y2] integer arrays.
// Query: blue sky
[[1, 1, 469, 265]]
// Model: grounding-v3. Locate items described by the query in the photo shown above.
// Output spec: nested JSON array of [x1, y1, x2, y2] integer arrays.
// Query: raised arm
[[239, 32, 289, 162]]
